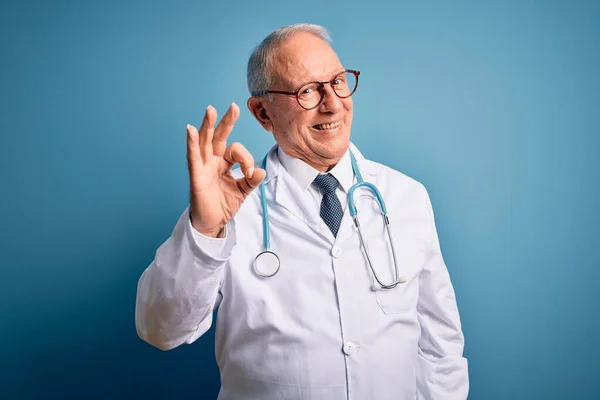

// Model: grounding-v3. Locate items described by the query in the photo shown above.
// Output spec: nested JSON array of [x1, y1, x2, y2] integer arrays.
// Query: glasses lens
[[296, 71, 358, 109], [332, 71, 357, 98], [297, 83, 322, 109]]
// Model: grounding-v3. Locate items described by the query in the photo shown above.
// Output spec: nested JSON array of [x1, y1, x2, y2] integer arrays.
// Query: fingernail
[[248, 167, 254, 179]]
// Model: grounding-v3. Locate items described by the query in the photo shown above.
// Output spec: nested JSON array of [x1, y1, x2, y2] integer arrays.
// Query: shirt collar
[[277, 146, 354, 193]]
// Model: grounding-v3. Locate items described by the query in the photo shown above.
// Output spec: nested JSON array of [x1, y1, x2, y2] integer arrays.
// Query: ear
[[247, 96, 274, 132]]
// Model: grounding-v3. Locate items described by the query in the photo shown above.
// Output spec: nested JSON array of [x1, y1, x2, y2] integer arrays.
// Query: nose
[[318, 84, 344, 113]]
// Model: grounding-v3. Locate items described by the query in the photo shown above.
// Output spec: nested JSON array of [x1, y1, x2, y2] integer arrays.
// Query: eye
[[298, 83, 319, 97], [332, 75, 346, 86]]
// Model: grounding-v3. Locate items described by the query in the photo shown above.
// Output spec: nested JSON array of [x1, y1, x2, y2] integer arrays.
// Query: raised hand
[[186, 103, 266, 237]]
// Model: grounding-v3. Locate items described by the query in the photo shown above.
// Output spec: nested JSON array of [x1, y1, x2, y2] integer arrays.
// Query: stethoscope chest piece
[[253, 250, 280, 277]]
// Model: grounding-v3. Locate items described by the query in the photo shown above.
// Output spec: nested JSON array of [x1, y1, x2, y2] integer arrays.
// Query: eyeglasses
[[264, 69, 360, 110]]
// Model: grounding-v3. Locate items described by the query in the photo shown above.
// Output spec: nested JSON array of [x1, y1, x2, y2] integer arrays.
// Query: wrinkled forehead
[[269, 33, 345, 90]]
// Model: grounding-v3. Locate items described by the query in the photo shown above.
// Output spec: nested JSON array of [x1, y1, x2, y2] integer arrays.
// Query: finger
[[222, 142, 254, 179], [236, 167, 266, 196], [186, 124, 203, 178], [198, 106, 217, 162], [213, 102, 240, 156]]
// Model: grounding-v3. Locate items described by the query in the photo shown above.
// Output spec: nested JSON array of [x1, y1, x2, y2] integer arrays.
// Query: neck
[[309, 158, 340, 172], [296, 152, 342, 172], [279, 145, 347, 173]]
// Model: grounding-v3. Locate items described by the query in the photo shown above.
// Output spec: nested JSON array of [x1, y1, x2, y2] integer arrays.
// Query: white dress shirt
[[135, 142, 469, 399], [277, 146, 354, 214]]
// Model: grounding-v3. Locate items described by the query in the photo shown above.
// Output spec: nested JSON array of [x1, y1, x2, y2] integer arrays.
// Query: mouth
[[312, 120, 342, 131]]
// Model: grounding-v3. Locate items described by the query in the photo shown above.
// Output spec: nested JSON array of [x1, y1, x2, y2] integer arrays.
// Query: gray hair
[[247, 23, 332, 97]]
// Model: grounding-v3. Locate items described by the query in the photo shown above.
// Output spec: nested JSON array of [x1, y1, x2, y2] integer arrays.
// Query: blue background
[[1, 0, 599, 399]]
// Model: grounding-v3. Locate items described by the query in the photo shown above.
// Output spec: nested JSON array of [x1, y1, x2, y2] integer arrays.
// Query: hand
[[187, 103, 266, 237]]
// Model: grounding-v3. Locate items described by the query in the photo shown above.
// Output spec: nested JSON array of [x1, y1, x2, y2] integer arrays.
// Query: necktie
[[313, 173, 344, 237]]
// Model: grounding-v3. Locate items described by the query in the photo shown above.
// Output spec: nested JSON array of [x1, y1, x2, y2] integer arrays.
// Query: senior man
[[135, 23, 469, 399]]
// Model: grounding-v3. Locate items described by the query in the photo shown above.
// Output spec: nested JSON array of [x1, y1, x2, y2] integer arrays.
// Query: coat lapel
[[263, 145, 332, 243], [261, 142, 382, 246]]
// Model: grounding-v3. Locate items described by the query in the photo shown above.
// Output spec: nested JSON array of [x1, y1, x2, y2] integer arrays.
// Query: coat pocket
[[364, 227, 425, 315]]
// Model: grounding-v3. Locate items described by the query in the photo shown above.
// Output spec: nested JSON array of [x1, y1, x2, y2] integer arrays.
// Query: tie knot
[[313, 173, 339, 194]]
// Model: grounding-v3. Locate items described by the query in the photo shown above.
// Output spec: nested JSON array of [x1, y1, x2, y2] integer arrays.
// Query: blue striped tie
[[313, 173, 344, 237]]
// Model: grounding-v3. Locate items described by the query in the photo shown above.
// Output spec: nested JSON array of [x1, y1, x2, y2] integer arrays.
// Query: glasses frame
[[264, 69, 360, 110]]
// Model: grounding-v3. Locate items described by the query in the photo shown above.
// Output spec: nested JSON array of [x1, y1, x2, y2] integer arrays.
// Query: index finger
[[222, 142, 255, 179], [212, 102, 240, 156]]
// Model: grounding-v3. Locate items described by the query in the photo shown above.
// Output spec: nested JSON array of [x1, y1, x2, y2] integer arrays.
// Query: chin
[[318, 138, 350, 159]]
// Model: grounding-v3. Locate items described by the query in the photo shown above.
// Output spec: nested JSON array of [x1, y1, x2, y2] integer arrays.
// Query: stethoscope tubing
[[253, 149, 404, 289]]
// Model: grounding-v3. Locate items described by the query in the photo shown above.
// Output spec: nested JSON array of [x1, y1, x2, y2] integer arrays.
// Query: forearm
[[135, 208, 235, 350], [416, 315, 468, 399], [416, 189, 469, 399]]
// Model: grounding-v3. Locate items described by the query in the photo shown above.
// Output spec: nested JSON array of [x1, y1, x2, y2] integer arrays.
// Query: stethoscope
[[253, 150, 407, 290]]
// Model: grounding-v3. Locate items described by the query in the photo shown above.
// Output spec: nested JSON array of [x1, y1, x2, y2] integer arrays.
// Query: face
[[248, 31, 354, 172]]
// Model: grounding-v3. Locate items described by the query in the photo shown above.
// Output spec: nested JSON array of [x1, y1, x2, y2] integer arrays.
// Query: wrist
[[202, 226, 225, 238], [189, 210, 225, 238]]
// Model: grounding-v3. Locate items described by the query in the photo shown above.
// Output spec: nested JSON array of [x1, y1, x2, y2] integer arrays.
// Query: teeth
[[315, 121, 341, 130]]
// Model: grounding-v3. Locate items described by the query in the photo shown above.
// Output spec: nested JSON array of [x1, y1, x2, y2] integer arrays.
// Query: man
[[135, 23, 469, 399]]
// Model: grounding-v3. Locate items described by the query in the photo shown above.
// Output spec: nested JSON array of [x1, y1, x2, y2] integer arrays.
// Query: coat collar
[[262, 141, 380, 185], [260, 142, 381, 245]]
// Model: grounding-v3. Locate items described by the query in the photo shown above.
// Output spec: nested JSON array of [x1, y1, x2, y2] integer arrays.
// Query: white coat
[[135, 142, 469, 400]]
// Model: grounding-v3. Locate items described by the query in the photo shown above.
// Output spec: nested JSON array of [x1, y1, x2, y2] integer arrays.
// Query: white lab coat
[[135, 142, 469, 400]]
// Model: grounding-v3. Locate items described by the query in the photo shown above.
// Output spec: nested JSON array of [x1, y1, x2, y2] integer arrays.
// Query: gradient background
[[1, 0, 599, 399]]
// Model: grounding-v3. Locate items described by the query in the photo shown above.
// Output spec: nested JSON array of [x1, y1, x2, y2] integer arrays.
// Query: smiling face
[[248, 31, 354, 172]]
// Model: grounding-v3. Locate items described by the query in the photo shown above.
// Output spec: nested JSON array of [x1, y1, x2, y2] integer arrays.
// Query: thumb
[[236, 167, 266, 196], [247, 167, 266, 188]]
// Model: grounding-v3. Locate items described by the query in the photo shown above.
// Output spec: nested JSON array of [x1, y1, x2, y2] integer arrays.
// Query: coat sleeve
[[135, 207, 236, 351], [416, 189, 469, 399]]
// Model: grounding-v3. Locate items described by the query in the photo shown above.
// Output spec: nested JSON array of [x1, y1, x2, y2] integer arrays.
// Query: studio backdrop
[[1, 0, 598, 399]]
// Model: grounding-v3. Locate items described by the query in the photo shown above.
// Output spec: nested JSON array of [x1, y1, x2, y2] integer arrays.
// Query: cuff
[[183, 207, 236, 268]]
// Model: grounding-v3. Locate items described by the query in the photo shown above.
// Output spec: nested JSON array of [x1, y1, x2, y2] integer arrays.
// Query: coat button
[[331, 245, 343, 258], [342, 341, 357, 356]]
